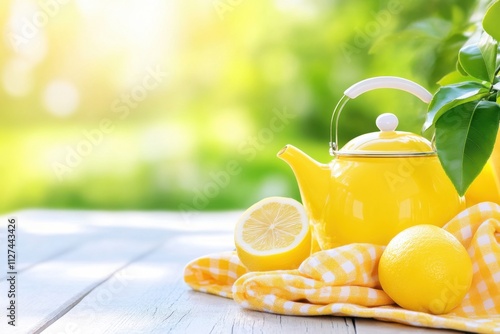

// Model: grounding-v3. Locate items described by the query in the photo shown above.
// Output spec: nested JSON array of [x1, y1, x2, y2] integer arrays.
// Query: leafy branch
[[424, 0, 500, 196]]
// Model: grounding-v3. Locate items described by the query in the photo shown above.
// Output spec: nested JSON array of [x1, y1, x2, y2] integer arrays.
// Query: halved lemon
[[234, 197, 311, 271]]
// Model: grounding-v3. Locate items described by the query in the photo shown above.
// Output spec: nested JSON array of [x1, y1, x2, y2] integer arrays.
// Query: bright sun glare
[[3, 0, 177, 113]]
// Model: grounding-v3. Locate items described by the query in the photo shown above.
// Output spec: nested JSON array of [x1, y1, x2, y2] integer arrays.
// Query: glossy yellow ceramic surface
[[341, 130, 434, 154], [320, 155, 464, 248], [465, 132, 500, 206], [278, 144, 465, 251]]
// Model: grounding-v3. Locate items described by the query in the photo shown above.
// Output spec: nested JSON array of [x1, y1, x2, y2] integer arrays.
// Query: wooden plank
[[228, 310, 356, 334], [157, 288, 356, 334], [0, 210, 241, 333], [42, 228, 236, 333], [0, 211, 90, 278], [1, 211, 461, 333], [43, 215, 356, 334], [0, 209, 174, 278], [0, 209, 238, 279], [354, 318, 462, 333], [1, 239, 167, 334]]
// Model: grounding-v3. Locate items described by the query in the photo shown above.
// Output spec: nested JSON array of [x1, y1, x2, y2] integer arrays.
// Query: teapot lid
[[338, 113, 435, 157]]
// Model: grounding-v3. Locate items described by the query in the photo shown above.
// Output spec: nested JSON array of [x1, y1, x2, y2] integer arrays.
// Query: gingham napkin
[[184, 202, 500, 333]]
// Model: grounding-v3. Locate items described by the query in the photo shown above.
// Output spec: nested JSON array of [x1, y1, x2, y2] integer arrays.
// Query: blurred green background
[[0, 0, 485, 213]]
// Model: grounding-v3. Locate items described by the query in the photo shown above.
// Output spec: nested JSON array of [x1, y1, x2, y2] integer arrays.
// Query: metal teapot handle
[[329, 76, 433, 156]]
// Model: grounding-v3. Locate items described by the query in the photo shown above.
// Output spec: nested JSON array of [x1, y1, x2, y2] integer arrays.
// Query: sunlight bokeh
[[0, 0, 479, 212]]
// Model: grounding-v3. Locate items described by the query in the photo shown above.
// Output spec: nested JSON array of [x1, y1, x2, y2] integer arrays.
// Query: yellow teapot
[[278, 77, 465, 251]]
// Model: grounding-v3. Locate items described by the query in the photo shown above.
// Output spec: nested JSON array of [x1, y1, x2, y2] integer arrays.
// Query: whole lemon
[[378, 224, 473, 314]]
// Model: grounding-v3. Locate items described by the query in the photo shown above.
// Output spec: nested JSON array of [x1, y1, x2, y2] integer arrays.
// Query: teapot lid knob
[[376, 113, 398, 132]]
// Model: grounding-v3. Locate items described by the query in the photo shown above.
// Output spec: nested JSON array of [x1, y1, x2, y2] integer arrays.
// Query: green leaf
[[459, 45, 490, 81], [424, 81, 490, 131], [437, 71, 482, 86], [456, 59, 468, 76], [458, 34, 498, 82], [478, 33, 498, 81], [483, 1, 500, 41], [435, 101, 500, 196]]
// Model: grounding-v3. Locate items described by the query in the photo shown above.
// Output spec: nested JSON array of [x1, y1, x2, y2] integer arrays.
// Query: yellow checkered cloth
[[184, 202, 500, 333]]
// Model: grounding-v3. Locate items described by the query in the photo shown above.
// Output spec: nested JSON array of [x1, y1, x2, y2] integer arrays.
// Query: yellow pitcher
[[278, 76, 465, 251]]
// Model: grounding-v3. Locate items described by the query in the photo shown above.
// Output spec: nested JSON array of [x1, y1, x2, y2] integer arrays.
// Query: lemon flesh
[[234, 197, 311, 272], [378, 225, 473, 314]]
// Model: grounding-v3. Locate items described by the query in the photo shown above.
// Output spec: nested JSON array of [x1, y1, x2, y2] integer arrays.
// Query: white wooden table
[[0, 210, 463, 334]]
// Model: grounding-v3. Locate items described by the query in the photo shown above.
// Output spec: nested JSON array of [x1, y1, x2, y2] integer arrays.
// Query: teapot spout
[[277, 145, 330, 222]]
